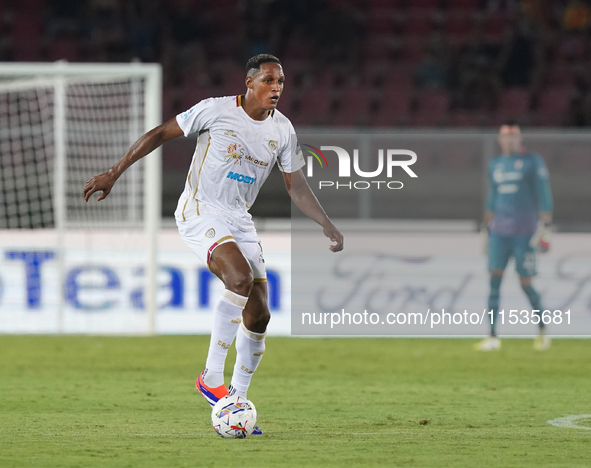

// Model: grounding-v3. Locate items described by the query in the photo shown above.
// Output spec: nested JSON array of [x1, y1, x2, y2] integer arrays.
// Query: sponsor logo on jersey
[[225, 143, 242, 165], [514, 159, 523, 170], [181, 107, 196, 120], [244, 154, 269, 167], [224, 130, 236, 136], [268, 140, 278, 152], [227, 171, 256, 184], [205, 228, 216, 238]]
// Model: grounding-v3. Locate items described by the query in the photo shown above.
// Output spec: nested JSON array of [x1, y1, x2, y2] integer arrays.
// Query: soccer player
[[476, 122, 553, 351], [83, 54, 344, 434]]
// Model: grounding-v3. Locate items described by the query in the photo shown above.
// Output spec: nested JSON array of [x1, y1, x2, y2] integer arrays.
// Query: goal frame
[[0, 61, 162, 334]]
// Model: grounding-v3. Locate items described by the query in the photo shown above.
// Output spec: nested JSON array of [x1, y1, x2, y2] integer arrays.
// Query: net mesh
[[0, 76, 146, 229]]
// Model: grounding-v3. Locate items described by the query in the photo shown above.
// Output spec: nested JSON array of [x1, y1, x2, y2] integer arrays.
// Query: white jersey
[[174, 95, 304, 231]]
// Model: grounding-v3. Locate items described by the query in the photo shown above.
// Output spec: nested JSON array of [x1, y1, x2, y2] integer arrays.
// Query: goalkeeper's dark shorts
[[488, 233, 537, 277]]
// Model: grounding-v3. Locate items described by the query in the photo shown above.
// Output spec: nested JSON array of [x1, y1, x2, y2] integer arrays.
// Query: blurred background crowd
[[1, 0, 589, 223], [1, 0, 591, 128]]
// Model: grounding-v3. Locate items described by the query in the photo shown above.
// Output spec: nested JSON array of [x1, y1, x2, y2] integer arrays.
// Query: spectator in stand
[[416, 32, 452, 90], [453, 27, 502, 110], [497, 16, 545, 92]]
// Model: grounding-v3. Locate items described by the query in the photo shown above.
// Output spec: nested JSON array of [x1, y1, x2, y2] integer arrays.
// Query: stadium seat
[[483, 12, 509, 41], [368, 10, 395, 35], [221, 69, 248, 97], [369, 85, 413, 127], [535, 87, 573, 126], [277, 85, 295, 116], [411, 90, 450, 126], [179, 85, 222, 110], [332, 88, 372, 126], [449, 111, 487, 127], [401, 37, 428, 62], [369, 0, 401, 9], [545, 63, 576, 86], [449, 0, 481, 12], [445, 13, 474, 43], [492, 88, 531, 124], [404, 14, 434, 36], [407, 0, 441, 13], [292, 87, 335, 126], [47, 37, 80, 62], [284, 35, 313, 60], [11, 13, 43, 61], [365, 34, 404, 63]]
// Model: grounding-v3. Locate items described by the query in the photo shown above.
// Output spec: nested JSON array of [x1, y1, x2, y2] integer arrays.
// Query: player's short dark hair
[[502, 119, 519, 127], [245, 54, 282, 76]]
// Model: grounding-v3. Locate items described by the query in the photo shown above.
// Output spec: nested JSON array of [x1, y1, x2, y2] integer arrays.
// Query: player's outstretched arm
[[83, 118, 184, 202], [283, 169, 344, 252]]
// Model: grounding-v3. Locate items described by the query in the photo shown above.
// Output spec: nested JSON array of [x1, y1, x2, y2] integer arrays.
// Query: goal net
[[0, 62, 162, 334]]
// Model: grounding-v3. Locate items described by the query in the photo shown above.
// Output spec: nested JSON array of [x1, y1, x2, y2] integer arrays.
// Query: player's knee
[[225, 268, 254, 296], [519, 277, 532, 288], [245, 308, 270, 333]]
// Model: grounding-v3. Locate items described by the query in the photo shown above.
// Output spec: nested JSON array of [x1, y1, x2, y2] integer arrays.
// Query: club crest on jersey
[[225, 143, 242, 165], [514, 159, 523, 170], [205, 228, 216, 238], [224, 130, 236, 136], [268, 140, 278, 152]]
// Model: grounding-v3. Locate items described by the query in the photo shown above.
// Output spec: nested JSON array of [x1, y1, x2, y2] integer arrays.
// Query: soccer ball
[[211, 394, 257, 439]]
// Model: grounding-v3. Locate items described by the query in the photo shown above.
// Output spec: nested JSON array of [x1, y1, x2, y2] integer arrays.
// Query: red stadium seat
[[408, 0, 441, 13], [545, 63, 576, 86], [221, 70, 248, 97], [449, 0, 481, 12], [445, 13, 474, 43], [535, 87, 573, 126], [292, 87, 335, 126], [179, 85, 222, 111], [404, 14, 434, 36], [411, 90, 450, 126], [277, 85, 296, 116], [483, 12, 510, 41], [284, 36, 313, 60], [332, 88, 372, 126], [450, 111, 487, 127], [497, 88, 530, 118], [367, 10, 395, 34], [401, 37, 428, 62], [47, 38, 80, 62], [369, 0, 402, 10], [369, 85, 413, 127]]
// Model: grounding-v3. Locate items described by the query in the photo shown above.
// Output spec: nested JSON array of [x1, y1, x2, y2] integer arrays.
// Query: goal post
[[0, 61, 162, 334]]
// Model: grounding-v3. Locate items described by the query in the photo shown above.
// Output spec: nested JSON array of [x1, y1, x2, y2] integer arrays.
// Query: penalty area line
[[547, 415, 591, 431]]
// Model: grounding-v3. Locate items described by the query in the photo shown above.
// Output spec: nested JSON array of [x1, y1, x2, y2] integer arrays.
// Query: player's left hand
[[530, 221, 551, 253], [323, 223, 344, 252]]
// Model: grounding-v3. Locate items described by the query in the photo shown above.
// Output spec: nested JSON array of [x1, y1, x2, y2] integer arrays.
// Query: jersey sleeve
[[175, 98, 218, 137], [276, 122, 305, 173], [533, 155, 553, 213], [485, 159, 497, 212]]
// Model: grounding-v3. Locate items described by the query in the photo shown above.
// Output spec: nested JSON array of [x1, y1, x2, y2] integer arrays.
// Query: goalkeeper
[[476, 122, 553, 351]]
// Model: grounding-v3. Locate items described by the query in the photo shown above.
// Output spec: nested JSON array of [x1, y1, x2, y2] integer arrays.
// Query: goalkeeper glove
[[530, 221, 551, 253]]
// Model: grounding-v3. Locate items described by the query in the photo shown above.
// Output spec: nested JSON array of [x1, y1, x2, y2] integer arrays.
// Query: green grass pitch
[[1, 336, 590, 467]]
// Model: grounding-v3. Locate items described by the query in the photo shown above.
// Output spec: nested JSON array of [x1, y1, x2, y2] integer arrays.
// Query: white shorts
[[176, 205, 266, 280]]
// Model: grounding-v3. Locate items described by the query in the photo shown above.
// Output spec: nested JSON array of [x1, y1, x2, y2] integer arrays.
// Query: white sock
[[203, 290, 248, 388], [229, 324, 266, 398]]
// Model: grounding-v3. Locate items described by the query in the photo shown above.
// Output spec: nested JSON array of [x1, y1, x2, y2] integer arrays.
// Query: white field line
[[547, 415, 591, 431]]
